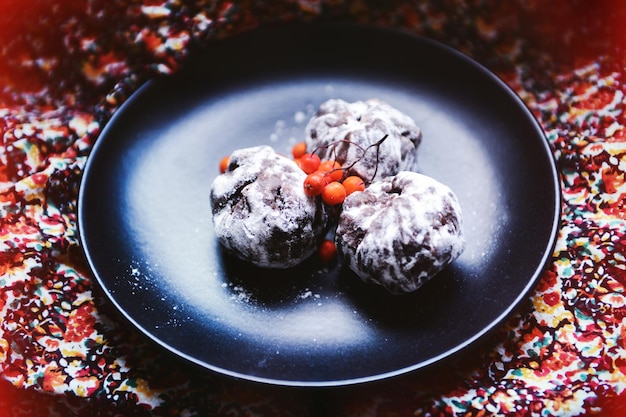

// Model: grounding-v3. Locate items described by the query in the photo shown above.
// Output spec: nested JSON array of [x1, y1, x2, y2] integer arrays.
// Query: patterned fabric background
[[1, 0, 626, 416]]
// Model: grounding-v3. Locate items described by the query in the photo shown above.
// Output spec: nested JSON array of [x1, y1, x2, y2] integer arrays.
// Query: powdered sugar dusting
[[305, 98, 422, 182], [337, 171, 465, 293], [210, 145, 328, 268]]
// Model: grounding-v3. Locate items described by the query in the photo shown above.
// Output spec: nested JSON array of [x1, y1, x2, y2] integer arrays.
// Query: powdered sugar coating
[[210, 145, 328, 268], [336, 171, 465, 294], [305, 99, 421, 183]]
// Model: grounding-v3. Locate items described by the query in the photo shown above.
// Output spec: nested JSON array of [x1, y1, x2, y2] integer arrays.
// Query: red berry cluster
[[291, 142, 365, 206], [292, 141, 366, 265]]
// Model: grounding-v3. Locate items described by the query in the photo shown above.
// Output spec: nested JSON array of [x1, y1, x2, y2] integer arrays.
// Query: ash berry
[[318, 239, 337, 263], [303, 172, 328, 197], [219, 155, 230, 173], [342, 175, 365, 196], [321, 181, 346, 206], [292, 142, 307, 159], [319, 160, 343, 182], [299, 153, 321, 174]]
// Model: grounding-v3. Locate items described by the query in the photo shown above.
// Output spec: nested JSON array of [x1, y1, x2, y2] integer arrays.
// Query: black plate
[[78, 23, 560, 386]]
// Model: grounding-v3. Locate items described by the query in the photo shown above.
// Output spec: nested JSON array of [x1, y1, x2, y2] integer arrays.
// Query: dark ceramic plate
[[78, 23, 560, 386]]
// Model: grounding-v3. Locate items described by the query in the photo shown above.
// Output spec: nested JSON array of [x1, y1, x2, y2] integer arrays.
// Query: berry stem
[[316, 134, 388, 183]]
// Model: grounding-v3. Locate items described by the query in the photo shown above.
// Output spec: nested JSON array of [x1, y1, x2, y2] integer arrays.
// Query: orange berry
[[299, 153, 321, 174], [319, 160, 343, 182], [292, 142, 307, 159], [321, 181, 346, 205], [342, 175, 365, 196], [219, 155, 230, 173], [318, 239, 337, 263], [303, 172, 328, 197]]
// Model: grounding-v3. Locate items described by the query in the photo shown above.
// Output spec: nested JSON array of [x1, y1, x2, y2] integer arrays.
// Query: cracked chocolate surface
[[336, 171, 465, 293], [210, 145, 329, 268], [305, 99, 422, 183]]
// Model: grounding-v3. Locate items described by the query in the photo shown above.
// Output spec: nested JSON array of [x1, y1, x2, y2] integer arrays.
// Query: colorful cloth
[[1, 1, 626, 415]]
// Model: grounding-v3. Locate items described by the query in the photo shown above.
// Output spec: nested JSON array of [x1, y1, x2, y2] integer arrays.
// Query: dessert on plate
[[210, 145, 329, 269], [335, 171, 465, 294], [305, 98, 422, 183]]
